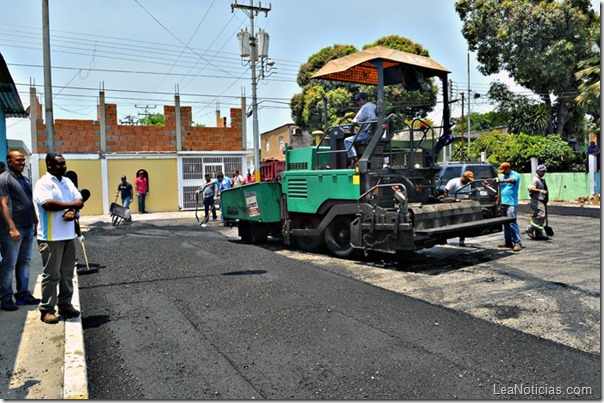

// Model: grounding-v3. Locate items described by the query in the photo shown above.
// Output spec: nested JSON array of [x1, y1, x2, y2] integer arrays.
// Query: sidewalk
[[0, 210, 195, 399], [0, 243, 86, 398]]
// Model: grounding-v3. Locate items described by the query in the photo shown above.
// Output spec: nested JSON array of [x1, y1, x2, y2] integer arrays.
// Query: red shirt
[[135, 176, 148, 194]]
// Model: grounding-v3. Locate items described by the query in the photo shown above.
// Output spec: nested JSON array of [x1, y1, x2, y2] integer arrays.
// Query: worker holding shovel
[[196, 173, 217, 226], [527, 164, 552, 240]]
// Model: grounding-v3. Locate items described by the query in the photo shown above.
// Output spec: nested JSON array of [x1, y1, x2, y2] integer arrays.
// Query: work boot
[[58, 305, 81, 319], [347, 157, 358, 169], [41, 312, 60, 324], [513, 244, 522, 252], [498, 242, 512, 248], [1, 300, 18, 311]]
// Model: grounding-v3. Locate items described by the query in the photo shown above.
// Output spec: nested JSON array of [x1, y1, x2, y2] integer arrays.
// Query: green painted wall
[[515, 172, 596, 201]]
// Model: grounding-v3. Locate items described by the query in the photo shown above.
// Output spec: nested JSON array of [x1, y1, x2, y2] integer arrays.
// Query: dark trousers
[[38, 239, 76, 314], [137, 194, 147, 213], [204, 197, 216, 219]]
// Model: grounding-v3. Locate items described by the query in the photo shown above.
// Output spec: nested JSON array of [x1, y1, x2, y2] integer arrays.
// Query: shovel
[[544, 204, 554, 237], [80, 237, 91, 271], [194, 192, 200, 222], [77, 237, 98, 274]]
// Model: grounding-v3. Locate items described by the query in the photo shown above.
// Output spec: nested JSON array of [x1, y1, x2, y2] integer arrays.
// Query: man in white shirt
[[33, 153, 84, 324], [344, 92, 377, 168], [444, 170, 474, 199], [444, 170, 474, 247]]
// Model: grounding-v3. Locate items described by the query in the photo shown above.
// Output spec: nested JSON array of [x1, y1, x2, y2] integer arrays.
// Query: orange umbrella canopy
[[311, 45, 450, 87]]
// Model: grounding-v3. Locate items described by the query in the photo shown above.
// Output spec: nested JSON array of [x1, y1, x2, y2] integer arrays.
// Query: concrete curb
[[517, 202, 600, 218], [62, 271, 89, 399]]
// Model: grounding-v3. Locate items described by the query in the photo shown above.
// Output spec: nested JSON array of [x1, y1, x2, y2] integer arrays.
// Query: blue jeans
[[122, 196, 133, 209], [344, 132, 371, 158], [501, 204, 521, 246], [0, 225, 35, 303]]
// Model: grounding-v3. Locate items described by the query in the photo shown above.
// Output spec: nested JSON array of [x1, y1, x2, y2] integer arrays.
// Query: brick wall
[[35, 101, 243, 154]]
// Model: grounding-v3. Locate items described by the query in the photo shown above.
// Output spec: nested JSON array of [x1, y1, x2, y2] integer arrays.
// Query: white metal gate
[[180, 156, 243, 210]]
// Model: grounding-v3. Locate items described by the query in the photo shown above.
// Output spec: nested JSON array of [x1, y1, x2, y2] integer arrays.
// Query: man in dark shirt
[[116, 175, 134, 209], [0, 150, 40, 311]]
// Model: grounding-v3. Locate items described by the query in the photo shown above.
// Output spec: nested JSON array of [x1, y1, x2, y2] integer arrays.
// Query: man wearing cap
[[527, 164, 549, 240], [116, 175, 133, 209], [497, 162, 522, 251], [444, 170, 474, 198], [344, 92, 377, 168], [444, 170, 474, 246]]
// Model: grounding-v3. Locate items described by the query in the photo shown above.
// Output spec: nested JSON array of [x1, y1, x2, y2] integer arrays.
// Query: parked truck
[[220, 46, 514, 259]]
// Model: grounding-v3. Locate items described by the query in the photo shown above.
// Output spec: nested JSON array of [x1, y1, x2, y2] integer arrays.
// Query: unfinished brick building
[[28, 88, 248, 214]]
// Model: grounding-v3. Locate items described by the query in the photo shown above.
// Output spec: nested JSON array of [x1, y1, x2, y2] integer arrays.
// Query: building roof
[[260, 122, 295, 137], [0, 53, 27, 118]]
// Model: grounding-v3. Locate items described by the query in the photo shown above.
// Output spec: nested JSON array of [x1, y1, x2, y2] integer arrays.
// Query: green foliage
[[487, 81, 588, 138], [469, 131, 580, 172], [575, 25, 601, 126], [508, 103, 551, 135], [296, 44, 357, 89], [455, 0, 600, 135], [362, 35, 431, 56], [452, 111, 508, 134], [139, 113, 165, 126], [290, 35, 440, 133]]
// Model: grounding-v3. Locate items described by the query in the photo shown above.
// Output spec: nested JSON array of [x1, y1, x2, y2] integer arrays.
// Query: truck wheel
[[250, 223, 269, 244], [294, 215, 324, 252], [324, 216, 356, 258], [239, 221, 252, 243]]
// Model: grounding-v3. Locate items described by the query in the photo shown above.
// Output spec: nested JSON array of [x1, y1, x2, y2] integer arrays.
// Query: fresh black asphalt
[[79, 220, 600, 399]]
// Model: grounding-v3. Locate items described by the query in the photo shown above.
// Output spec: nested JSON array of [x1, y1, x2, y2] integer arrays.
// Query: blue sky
[[1, 0, 600, 151]]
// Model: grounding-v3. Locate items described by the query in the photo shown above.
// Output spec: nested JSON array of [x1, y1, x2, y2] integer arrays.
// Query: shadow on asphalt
[[255, 236, 515, 276], [82, 314, 111, 330], [222, 269, 268, 276]]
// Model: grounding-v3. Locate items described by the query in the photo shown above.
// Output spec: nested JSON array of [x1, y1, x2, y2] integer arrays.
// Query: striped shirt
[[33, 173, 82, 241]]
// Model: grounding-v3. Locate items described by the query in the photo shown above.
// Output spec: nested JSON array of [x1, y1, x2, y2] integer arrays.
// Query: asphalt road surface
[[79, 214, 600, 400]]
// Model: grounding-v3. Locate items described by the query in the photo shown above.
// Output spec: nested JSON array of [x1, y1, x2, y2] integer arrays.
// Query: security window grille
[[180, 156, 244, 210]]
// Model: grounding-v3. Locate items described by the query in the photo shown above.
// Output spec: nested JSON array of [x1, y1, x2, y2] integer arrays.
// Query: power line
[[133, 0, 255, 80], [8, 62, 296, 82], [16, 81, 294, 102], [152, 0, 218, 91], [0, 23, 305, 69]]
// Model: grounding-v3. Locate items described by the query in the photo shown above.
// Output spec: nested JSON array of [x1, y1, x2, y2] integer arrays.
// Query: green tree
[[452, 111, 508, 134], [470, 131, 580, 172], [296, 44, 357, 90], [139, 113, 165, 126], [290, 35, 439, 132], [455, 0, 600, 135], [575, 25, 601, 126]]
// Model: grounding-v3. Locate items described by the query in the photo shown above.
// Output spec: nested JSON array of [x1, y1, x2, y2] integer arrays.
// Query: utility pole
[[460, 91, 466, 161], [119, 116, 137, 126], [135, 105, 156, 124], [42, 0, 55, 152], [232, 0, 272, 180], [467, 52, 471, 158]]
